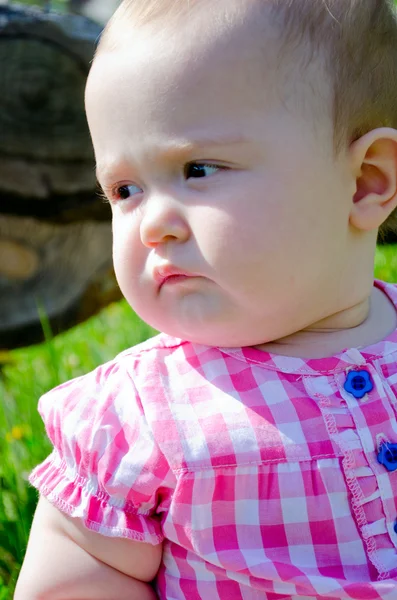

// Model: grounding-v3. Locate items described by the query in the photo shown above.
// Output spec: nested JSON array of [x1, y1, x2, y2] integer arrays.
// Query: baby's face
[[86, 0, 355, 347]]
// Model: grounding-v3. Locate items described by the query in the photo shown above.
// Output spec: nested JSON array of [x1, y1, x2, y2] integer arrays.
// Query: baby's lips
[[153, 264, 200, 288]]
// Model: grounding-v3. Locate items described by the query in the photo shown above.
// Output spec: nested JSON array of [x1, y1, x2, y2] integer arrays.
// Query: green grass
[[0, 247, 397, 598], [11, 0, 69, 11]]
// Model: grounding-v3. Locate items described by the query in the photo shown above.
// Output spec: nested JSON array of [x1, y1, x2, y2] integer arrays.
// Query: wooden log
[[0, 4, 121, 349], [0, 215, 120, 349], [0, 3, 101, 204]]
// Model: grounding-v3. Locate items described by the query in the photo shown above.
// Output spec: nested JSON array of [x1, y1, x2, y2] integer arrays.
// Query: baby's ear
[[348, 127, 397, 231]]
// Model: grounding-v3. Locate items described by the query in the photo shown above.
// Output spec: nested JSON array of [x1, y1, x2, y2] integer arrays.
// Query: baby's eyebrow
[[96, 134, 250, 183], [166, 134, 251, 150]]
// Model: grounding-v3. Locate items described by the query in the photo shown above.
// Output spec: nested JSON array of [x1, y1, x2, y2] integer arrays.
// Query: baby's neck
[[256, 286, 397, 359]]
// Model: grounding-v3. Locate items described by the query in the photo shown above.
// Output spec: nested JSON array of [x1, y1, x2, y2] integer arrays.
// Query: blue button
[[344, 370, 373, 399], [377, 443, 397, 472], [394, 520, 397, 535]]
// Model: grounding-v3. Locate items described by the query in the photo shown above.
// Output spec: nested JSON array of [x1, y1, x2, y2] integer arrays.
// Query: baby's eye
[[114, 183, 142, 200], [185, 163, 221, 179]]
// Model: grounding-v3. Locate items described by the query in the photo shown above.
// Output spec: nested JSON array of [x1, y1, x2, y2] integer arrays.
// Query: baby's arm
[[15, 496, 162, 600]]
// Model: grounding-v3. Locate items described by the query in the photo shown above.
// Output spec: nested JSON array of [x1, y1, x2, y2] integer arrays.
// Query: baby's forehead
[[101, 0, 283, 59], [115, 9, 318, 80], [101, 1, 315, 88], [93, 0, 333, 139]]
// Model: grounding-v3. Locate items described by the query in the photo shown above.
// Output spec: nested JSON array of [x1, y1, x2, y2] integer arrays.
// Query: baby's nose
[[139, 195, 190, 248]]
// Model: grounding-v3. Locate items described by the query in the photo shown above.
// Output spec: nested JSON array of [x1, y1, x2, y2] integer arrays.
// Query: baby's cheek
[[112, 224, 145, 291], [193, 205, 265, 261]]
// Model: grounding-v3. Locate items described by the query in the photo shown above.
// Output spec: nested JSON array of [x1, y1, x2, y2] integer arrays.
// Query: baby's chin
[[129, 292, 287, 348]]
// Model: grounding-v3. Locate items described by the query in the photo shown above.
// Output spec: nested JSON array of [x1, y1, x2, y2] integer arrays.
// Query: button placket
[[340, 363, 397, 559]]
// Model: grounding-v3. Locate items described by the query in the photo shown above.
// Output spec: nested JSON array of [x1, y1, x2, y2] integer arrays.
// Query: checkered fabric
[[29, 279, 397, 599]]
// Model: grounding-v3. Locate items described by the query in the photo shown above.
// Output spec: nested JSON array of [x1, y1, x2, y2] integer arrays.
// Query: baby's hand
[[15, 496, 162, 599]]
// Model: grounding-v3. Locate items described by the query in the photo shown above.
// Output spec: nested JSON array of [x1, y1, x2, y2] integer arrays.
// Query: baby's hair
[[99, 0, 397, 238]]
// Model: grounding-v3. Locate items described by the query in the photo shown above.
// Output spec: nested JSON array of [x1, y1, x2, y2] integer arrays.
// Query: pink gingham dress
[[29, 279, 397, 599]]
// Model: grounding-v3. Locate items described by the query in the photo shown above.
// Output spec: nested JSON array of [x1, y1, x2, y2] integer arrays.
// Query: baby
[[15, 0, 397, 598]]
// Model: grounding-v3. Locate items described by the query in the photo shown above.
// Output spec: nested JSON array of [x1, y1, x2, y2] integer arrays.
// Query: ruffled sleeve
[[28, 357, 174, 545]]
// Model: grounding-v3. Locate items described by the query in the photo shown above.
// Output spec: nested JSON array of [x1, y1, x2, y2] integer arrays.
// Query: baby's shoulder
[[115, 333, 228, 384], [116, 332, 188, 364], [36, 333, 195, 422]]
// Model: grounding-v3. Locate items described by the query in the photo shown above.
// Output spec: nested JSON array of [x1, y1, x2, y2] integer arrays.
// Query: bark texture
[[0, 4, 119, 349]]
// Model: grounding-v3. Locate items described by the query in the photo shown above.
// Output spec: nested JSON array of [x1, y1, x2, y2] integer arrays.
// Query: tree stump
[[0, 3, 121, 349]]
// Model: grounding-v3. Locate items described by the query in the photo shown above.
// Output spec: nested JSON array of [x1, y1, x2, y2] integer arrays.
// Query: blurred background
[[0, 0, 120, 351], [0, 1, 156, 597], [1, 1, 397, 598]]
